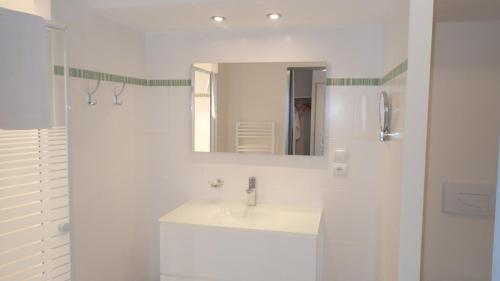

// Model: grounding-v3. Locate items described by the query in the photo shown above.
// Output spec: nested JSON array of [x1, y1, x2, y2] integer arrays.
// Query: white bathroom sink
[[158, 200, 322, 235], [159, 201, 323, 281]]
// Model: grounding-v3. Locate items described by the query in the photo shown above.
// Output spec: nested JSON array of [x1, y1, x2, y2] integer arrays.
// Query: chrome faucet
[[246, 177, 257, 206]]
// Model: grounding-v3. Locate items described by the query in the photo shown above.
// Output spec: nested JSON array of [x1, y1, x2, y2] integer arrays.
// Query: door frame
[[399, 0, 435, 280], [492, 139, 500, 280]]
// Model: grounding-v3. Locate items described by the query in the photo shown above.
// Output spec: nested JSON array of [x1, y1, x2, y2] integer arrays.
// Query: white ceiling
[[86, 0, 500, 33], [87, 0, 409, 32]]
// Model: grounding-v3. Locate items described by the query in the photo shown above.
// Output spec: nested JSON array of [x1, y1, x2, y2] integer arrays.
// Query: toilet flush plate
[[442, 182, 496, 218]]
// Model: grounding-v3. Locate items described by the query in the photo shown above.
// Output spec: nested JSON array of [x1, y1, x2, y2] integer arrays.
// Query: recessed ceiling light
[[211, 16, 226, 22], [267, 13, 282, 20]]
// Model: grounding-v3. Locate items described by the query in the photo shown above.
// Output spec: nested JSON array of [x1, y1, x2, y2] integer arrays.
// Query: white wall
[[48, 3, 410, 280], [383, 20, 409, 73], [52, 0, 145, 77], [51, 1, 150, 281], [143, 26, 386, 281], [146, 26, 383, 78], [423, 21, 500, 281]]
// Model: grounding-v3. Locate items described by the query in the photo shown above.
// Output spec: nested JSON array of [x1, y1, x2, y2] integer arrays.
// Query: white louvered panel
[[41, 253, 70, 281], [0, 147, 67, 157], [0, 133, 66, 139], [0, 182, 47, 198], [0, 241, 44, 266], [25, 274, 45, 281], [0, 133, 66, 141], [0, 226, 45, 254], [0, 213, 45, 234], [0, 128, 71, 281], [1, 192, 45, 210], [51, 272, 70, 281], [48, 235, 69, 250], [0, 152, 68, 165], [0, 203, 42, 222], [49, 208, 69, 223], [0, 239, 69, 280], [0, 202, 68, 235], [48, 244, 69, 260], [1, 264, 45, 281], [0, 170, 68, 189], [0, 141, 65, 150], [47, 197, 69, 211], [50, 268, 71, 281], [0, 157, 66, 167], [0, 224, 69, 276], [49, 255, 70, 275], [48, 188, 69, 200], [0, 143, 67, 153], [0, 185, 67, 211], [0, 253, 44, 278], [0, 164, 68, 180], [0, 235, 68, 264], [0, 178, 67, 198], [0, 154, 67, 167]]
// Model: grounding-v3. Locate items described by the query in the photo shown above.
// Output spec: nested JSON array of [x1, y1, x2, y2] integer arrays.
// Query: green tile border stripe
[[54, 65, 190, 87], [195, 93, 210, 98], [381, 59, 408, 85], [326, 59, 408, 87], [327, 78, 381, 86], [54, 65, 148, 86], [148, 79, 191, 87], [54, 59, 406, 88], [54, 65, 65, 76]]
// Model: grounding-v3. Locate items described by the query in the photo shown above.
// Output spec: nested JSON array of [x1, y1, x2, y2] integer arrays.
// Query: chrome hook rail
[[86, 77, 101, 105], [113, 81, 126, 106]]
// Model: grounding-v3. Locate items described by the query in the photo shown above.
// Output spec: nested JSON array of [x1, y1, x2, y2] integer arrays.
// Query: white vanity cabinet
[[159, 201, 323, 281]]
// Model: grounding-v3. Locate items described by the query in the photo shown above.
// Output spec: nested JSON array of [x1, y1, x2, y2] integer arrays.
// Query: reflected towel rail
[[236, 122, 275, 154]]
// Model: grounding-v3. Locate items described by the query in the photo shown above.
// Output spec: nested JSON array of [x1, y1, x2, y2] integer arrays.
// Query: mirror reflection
[[192, 62, 327, 156]]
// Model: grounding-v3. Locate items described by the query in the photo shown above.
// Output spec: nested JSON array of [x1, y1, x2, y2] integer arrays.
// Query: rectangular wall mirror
[[192, 62, 327, 156]]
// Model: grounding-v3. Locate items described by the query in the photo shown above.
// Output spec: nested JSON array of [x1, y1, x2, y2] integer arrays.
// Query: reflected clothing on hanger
[[294, 109, 301, 140]]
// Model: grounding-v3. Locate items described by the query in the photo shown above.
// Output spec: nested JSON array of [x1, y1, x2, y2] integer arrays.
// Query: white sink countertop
[[159, 200, 322, 235]]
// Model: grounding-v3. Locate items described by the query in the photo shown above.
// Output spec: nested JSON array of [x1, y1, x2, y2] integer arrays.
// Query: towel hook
[[113, 81, 126, 106], [87, 78, 101, 106]]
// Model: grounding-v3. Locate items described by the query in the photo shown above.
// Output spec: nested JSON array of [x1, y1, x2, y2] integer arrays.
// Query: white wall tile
[[321, 188, 378, 242], [328, 87, 355, 139], [55, 4, 395, 279], [325, 241, 377, 281], [143, 26, 386, 281], [353, 87, 382, 140]]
